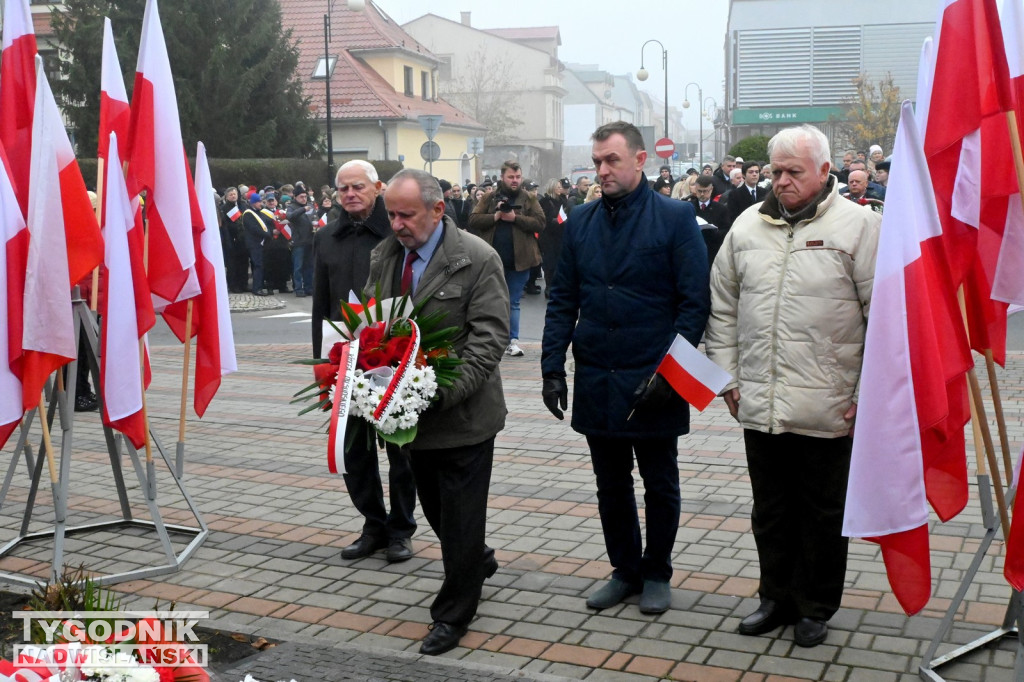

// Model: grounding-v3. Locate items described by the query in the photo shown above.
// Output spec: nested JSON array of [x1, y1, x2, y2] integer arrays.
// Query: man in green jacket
[[367, 169, 510, 656]]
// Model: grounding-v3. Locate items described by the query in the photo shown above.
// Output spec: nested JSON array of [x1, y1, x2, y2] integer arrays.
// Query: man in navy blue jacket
[[541, 121, 711, 615]]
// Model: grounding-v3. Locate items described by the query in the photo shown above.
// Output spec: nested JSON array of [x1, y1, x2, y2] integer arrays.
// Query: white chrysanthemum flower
[[380, 416, 400, 434]]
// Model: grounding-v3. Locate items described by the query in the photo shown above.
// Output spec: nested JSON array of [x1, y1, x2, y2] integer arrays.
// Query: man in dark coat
[[687, 175, 730, 265], [537, 178, 571, 298], [286, 181, 315, 296], [541, 121, 711, 615], [652, 165, 675, 194], [711, 154, 737, 198], [219, 186, 248, 292], [241, 191, 272, 295], [725, 161, 769, 229], [311, 159, 417, 565]]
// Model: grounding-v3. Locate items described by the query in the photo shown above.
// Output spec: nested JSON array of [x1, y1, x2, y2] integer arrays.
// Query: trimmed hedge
[[75, 158, 406, 193]]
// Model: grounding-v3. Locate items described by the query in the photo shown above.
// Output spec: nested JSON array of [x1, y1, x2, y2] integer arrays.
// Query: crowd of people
[[210, 124, 888, 657]]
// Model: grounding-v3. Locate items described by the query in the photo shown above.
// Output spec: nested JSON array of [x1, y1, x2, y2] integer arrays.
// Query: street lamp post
[[323, 13, 334, 185], [636, 39, 668, 141], [682, 82, 702, 167], [704, 97, 719, 161]]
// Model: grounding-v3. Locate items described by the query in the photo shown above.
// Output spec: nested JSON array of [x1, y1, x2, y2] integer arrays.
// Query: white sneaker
[[506, 340, 524, 357]]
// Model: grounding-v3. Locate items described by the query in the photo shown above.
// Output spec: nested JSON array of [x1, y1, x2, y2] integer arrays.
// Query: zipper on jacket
[[766, 224, 795, 434]]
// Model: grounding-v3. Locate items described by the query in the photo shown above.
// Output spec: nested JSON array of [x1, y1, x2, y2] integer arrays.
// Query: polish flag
[[279, 223, 292, 240], [991, 0, 1024, 306], [226, 205, 241, 222], [21, 60, 104, 410], [655, 334, 731, 411], [98, 18, 131, 162], [0, 145, 24, 449], [0, 0, 37, 216], [317, 213, 328, 228], [557, 205, 567, 224], [844, 102, 974, 616], [99, 134, 146, 448], [923, 0, 1017, 367], [162, 143, 236, 417], [124, 0, 199, 305]]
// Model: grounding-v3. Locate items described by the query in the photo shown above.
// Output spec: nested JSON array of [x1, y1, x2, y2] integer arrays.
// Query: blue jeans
[[291, 245, 313, 294], [503, 267, 530, 341]]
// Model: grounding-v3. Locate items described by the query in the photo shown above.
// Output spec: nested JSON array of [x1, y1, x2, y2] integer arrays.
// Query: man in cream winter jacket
[[705, 124, 880, 649]]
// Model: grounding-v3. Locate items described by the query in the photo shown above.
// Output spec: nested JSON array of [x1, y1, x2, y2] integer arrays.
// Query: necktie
[[401, 251, 418, 295], [700, 202, 707, 211], [751, 188, 757, 201]]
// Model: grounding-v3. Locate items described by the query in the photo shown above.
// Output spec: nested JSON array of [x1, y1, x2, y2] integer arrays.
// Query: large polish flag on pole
[[124, 0, 199, 306], [992, 0, 1024, 306], [0, 144, 24, 450], [0, 0, 37, 217], [99, 18, 153, 341], [20, 59, 104, 410], [98, 18, 131, 163], [99, 134, 146, 448], [923, 0, 1018, 367], [162, 143, 236, 417], [844, 102, 975, 616]]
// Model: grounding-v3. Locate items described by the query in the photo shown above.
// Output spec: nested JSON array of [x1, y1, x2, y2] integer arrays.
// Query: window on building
[[421, 71, 430, 100], [312, 56, 337, 79], [38, 49, 62, 84], [437, 55, 452, 80], [404, 66, 414, 96]]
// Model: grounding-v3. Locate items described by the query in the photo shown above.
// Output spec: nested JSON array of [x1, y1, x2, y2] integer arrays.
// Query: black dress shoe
[[74, 393, 99, 412], [340, 534, 387, 560], [386, 537, 413, 563], [524, 284, 542, 295], [484, 552, 499, 579], [738, 599, 793, 636], [794, 617, 828, 647], [420, 621, 467, 656]]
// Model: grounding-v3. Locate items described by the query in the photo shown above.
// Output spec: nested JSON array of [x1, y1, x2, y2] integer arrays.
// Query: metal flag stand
[[0, 297, 207, 587], [919, 473, 1023, 681]]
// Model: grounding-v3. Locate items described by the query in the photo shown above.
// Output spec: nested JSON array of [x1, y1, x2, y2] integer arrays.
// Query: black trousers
[[744, 430, 852, 620], [410, 437, 494, 627], [586, 436, 680, 585], [342, 424, 416, 541]]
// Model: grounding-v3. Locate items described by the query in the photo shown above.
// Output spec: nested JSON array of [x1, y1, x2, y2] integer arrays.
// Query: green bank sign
[[732, 106, 845, 125]]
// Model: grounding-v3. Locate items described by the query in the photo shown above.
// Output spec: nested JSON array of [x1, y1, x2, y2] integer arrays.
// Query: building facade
[[278, 0, 485, 184], [725, 0, 936, 158], [402, 12, 566, 183]]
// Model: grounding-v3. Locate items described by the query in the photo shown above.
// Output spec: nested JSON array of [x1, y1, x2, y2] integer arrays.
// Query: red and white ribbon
[[326, 338, 360, 474]]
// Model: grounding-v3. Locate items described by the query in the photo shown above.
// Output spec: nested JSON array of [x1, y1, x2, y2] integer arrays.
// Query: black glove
[[542, 374, 568, 420], [629, 373, 674, 417]]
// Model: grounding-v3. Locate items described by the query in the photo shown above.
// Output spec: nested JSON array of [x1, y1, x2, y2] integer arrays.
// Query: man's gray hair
[[390, 168, 444, 207], [336, 159, 379, 185], [767, 125, 831, 169]]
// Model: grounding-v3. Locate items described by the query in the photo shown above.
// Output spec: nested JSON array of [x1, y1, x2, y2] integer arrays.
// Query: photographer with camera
[[469, 160, 546, 357]]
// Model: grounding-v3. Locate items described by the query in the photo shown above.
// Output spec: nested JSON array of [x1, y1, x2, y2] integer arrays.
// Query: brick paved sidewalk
[[0, 342, 1021, 681]]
